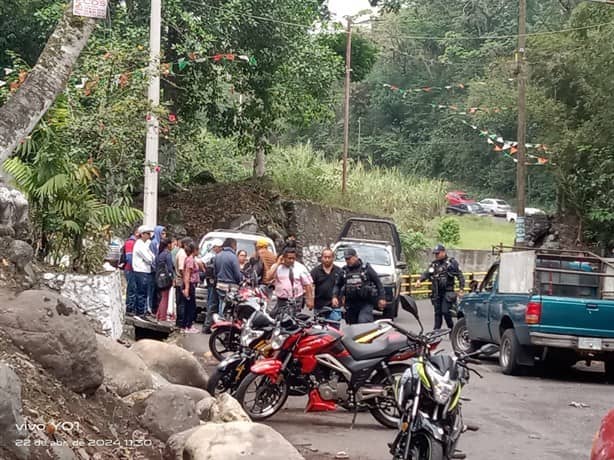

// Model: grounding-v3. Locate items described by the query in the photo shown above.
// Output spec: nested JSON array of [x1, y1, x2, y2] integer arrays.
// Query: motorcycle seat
[[341, 333, 408, 361], [342, 322, 382, 339]]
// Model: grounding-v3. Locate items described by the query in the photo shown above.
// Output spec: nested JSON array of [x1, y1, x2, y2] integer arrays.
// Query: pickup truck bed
[[451, 249, 614, 379]]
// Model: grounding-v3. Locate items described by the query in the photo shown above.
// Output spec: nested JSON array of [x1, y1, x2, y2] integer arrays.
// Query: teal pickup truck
[[451, 248, 614, 378]]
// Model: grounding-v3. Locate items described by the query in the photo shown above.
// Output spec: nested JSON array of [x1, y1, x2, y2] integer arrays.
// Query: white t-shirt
[[133, 239, 154, 273]]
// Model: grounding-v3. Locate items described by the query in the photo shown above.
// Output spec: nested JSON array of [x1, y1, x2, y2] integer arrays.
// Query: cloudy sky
[[328, 0, 375, 21]]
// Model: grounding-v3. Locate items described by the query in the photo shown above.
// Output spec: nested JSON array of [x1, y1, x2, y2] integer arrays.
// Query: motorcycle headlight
[[240, 326, 263, 347], [426, 364, 456, 405], [271, 328, 287, 350]]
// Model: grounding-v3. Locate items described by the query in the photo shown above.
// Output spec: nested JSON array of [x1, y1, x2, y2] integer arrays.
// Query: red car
[[445, 190, 476, 206], [592, 409, 614, 460]]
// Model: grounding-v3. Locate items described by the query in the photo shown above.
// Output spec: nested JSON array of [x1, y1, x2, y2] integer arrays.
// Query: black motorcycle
[[389, 297, 498, 460]]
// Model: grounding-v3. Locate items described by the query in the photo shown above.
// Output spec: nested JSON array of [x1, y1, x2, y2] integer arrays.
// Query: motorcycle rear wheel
[[407, 432, 444, 460], [209, 326, 241, 361], [368, 363, 409, 429], [235, 372, 289, 420]]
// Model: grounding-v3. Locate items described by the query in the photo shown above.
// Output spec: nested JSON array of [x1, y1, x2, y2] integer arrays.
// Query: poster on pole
[[73, 0, 108, 19]]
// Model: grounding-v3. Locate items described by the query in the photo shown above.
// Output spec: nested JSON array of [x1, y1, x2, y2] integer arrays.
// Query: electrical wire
[[177, 0, 614, 41]]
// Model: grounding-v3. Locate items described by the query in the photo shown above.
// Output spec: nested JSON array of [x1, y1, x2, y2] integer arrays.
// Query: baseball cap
[[256, 238, 269, 248], [432, 244, 446, 254], [137, 225, 154, 234], [209, 238, 223, 247], [344, 247, 358, 259]]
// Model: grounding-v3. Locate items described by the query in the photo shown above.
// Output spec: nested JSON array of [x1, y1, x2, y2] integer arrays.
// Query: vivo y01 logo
[[16, 421, 80, 433]]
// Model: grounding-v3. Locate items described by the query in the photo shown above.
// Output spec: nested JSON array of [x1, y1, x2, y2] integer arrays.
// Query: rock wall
[[42, 270, 124, 339], [0, 183, 36, 291]]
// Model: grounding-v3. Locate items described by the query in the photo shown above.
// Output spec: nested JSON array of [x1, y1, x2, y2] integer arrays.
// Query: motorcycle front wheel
[[235, 372, 289, 420], [407, 432, 444, 460], [209, 326, 241, 361], [368, 363, 409, 429]]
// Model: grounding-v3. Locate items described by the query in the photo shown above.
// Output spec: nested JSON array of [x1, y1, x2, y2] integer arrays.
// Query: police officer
[[416, 244, 465, 330], [332, 248, 386, 324]]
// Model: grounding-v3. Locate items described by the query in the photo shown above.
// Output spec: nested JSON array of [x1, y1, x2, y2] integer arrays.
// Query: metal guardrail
[[400, 272, 487, 296]]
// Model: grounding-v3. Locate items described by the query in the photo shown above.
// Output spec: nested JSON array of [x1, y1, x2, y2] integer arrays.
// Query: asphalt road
[[185, 300, 612, 460]]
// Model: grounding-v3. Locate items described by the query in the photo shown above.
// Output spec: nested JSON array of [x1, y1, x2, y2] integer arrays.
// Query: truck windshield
[[335, 246, 391, 266]]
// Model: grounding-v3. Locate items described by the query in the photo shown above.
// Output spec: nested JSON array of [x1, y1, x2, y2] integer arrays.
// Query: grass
[[429, 215, 515, 250], [267, 145, 447, 233]]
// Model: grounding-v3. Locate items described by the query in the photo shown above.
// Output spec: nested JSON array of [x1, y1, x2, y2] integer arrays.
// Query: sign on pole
[[73, 0, 108, 19]]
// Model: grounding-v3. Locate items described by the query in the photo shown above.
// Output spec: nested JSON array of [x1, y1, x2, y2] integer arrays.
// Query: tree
[[0, 1, 97, 164]]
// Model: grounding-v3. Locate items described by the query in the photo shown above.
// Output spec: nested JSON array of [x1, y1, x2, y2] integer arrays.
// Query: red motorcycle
[[209, 285, 270, 361], [235, 298, 434, 428]]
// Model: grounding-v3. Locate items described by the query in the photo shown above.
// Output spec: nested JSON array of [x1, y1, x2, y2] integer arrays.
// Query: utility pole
[[143, 0, 161, 227], [515, 0, 527, 245], [342, 17, 352, 195], [357, 117, 362, 156]]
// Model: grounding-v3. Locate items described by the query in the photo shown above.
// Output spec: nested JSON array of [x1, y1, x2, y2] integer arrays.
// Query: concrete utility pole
[[143, 0, 161, 227], [342, 17, 352, 195], [515, 0, 527, 245]]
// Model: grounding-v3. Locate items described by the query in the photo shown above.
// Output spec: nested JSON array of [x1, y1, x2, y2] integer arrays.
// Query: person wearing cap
[[416, 244, 465, 330], [132, 225, 155, 318], [332, 247, 386, 324], [202, 239, 223, 334], [256, 238, 276, 284]]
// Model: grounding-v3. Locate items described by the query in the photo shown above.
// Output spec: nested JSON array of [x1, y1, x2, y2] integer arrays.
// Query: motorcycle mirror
[[399, 295, 423, 332], [478, 344, 499, 356]]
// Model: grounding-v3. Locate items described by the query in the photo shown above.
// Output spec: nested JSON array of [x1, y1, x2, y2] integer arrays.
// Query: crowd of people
[[119, 227, 465, 332]]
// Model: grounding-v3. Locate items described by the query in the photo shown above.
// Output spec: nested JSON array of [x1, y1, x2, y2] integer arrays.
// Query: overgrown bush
[[437, 217, 461, 247]]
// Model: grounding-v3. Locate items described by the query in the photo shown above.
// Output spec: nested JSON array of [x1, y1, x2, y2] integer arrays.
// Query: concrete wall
[[414, 249, 495, 274], [42, 270, 124, 339]]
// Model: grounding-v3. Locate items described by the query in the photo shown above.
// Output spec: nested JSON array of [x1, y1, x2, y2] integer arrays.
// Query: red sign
[[73, 0, 108, 19]]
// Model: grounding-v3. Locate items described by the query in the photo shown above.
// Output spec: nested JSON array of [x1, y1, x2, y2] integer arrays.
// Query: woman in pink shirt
[[182, 242, 201, 333]]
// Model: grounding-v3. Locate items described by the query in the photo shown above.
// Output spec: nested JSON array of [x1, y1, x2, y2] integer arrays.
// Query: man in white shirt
[[133, 225, 155, 318], [266, 246, 314, 316]]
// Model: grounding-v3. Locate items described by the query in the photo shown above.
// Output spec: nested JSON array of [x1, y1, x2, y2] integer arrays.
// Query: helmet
[[256, 238, 269, 249], [250, 311, 275, 329]]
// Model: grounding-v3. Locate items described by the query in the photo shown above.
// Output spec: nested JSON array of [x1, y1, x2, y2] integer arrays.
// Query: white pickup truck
[[506, 208, 545, 223]]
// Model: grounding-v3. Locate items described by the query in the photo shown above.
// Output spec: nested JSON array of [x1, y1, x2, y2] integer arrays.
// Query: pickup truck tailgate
[[537, 296, 614, 338]]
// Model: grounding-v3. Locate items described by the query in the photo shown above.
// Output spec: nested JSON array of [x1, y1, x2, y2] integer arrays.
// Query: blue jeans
[[217, 288, 228, 316], [203, 286, 219, 330], [134, 272, 152, 316], [125, 271, 137, 313], [147, 273, 156, 313]]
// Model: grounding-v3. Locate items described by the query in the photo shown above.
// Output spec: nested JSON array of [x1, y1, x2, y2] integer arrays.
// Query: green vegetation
[[428, 216, 515, 250], [437, 217, 461, 247]]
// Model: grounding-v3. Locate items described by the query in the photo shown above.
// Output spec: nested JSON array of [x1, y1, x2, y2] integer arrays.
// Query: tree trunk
[[254, 142, 266, 178], [0, 2, 97, 163]]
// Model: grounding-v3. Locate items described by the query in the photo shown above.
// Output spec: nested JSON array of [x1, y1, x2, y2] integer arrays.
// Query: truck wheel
[[605, 359, 614, 382], [499, 329, 522, 375], [451, 318, 481, 355]]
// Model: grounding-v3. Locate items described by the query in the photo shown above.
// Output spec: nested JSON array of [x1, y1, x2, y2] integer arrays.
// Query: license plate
[[578, 337, 602, 351]]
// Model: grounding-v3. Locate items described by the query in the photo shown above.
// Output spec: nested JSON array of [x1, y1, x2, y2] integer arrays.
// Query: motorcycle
[[208, 306, 395, 396], [235, 301, 432, 429], [208, 284, 270, 361], [389, 297, 499, 460]]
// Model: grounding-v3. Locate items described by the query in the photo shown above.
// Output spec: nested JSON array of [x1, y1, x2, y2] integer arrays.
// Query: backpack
[[155, 256, 173, 290]]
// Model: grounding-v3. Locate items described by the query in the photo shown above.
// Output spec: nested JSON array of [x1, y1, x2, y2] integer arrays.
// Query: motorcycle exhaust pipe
[[358, 387, 386, 401]]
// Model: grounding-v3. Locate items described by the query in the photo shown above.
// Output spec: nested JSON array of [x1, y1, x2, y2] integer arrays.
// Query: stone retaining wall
[[42, 270, 124, 339]]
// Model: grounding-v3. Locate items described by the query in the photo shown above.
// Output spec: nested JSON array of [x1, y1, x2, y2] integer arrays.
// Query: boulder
[[0, 290, 103, 394], [211, 393, 250, 423], [96, 335, 153, 397], [122, 389, 155, 407], [133, 385, 206, 442], [166, 422, 304, 460], [131, 339, 209, 389], [0, 184, 29, 239], [0, 363, 29, 460]]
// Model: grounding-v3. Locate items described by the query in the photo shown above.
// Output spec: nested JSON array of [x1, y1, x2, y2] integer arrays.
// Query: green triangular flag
[[178, 58, 188, 71], [249, 56, 257, 66]]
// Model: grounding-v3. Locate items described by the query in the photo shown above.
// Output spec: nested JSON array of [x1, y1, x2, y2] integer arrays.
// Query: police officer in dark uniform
[[332, 248, 386, 324], [416, 244, 465, 330]]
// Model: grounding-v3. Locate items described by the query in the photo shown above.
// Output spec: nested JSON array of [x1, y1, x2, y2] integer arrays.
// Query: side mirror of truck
[[396, 261, 407, 270]]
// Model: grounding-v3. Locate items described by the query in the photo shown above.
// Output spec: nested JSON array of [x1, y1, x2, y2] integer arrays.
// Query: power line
[[176, 0, 614, 40]]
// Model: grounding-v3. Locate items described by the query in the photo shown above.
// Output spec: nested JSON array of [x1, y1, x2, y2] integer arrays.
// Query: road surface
[[187, 299, 611, 460]]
